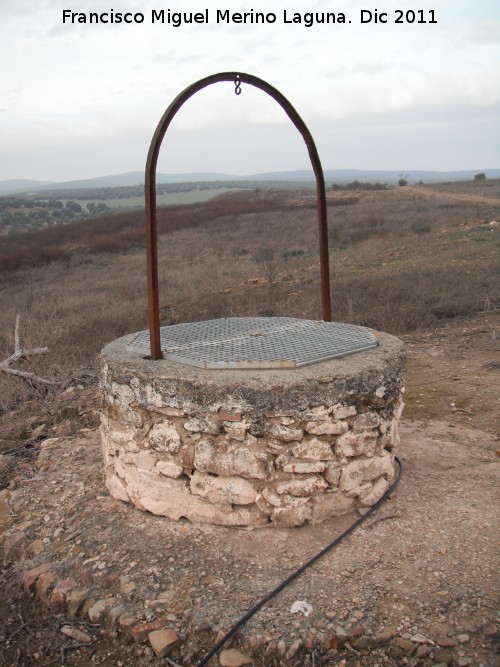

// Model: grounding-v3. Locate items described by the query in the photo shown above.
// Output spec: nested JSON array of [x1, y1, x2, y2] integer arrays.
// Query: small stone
[[88, 598, 116, 623], [3, 531, 26, 560], [456, 659, 475, 667], [436, 636, 458, 647], [416, 645, 432, 658], [219, 648, 253, 666], [373, 625, 397, 643], [410, 633, 433, 644], [387, 646, 405, 661], [348, 625, 366, 638], [352, 636, 371, 649], [457, 633, 469, 644], [60, 625, 91, 643], [286, 639, 302, 659], [66, 589, 89, 617], [118, 615, 140, 643], [148, 629, 179, 658], [396, 638, 414, 651], [106, 605, 127, 635]]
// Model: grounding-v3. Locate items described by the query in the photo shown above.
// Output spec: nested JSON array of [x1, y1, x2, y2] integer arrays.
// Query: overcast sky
[[1, 0, 499, 182]]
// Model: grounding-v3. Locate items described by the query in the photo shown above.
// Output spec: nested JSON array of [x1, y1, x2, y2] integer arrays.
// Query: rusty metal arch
[[145, 72, 331, 359]]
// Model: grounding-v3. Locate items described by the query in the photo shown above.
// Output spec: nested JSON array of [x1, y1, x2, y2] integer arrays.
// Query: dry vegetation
[[0, 182, 498, 416]]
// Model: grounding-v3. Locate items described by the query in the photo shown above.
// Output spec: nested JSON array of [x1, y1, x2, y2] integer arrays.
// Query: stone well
[[99, 324, 404, 527]]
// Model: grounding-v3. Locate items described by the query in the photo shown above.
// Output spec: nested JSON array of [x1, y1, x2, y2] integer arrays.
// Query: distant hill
[[1, 169, 499, 195], [248, 169, 500, 183], [0, 179, 54, 194]]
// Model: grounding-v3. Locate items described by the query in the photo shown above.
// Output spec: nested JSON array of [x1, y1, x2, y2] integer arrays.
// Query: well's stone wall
[[99, 331, 404, 527]]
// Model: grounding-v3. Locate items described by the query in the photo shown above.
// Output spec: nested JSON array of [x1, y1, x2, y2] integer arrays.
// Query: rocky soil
[[0, 312, 499, 667]]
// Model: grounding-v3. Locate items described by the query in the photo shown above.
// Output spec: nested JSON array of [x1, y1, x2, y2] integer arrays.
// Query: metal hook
[[234, 75, 242, 95]]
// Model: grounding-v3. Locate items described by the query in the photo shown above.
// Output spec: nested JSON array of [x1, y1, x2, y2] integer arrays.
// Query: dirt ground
[[0, 312, 499, 667]]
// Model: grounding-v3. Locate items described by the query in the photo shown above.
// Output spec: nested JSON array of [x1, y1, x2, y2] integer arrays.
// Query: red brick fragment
[[130, 620, 164, 644], [23, 562, 54, 595], [50, 579, 79, 610], [36, 571, 57, 606]]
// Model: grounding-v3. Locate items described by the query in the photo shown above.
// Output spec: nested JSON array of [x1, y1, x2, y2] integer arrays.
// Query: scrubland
[[0, 181, 498, 415]]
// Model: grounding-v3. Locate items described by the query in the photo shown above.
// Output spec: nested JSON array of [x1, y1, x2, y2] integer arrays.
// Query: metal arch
[[145, 71, 331, 360]]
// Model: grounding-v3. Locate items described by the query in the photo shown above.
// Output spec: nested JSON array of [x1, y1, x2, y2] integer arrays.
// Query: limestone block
[[340, 451, 394, 493], [392, 398, 405, 420], [113, 457, 128, 480], [305, 419, 348, 436], [271, 503, 312, 527], [309, 491, 355, 523], [336, 430, 377, 458], [190, 471, 257, 505], [304, 406, 330, 421], [262, 488, 309, 507], [110, 383, 142, 427], [136, 469, 189, 502], [138, 491, 267, 526], [385, 420, 400, 450], [147, 421, 181, 453], [149, 406, 185, 417], [352, 411, 381, 432], [223, 421, 250, 441], [359, 476, 390, 506], [323, 463, 341, 486], [283, 460, 326, 474], [107, 474, 130, 502], [122, 450, 158, 471], [345, 481, 374, 498], [331, 404, 357, 420], [184, 417, 221, 435], [194, 439, 269, 480], [276, 476, 328, 497], [155, 461, 184, 478], [292, 439, 334, 461], [130, 379, 163, 408], [269, 424, 303, 442]]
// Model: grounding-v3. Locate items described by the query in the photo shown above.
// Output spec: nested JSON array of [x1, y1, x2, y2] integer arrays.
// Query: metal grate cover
[[125, 317, 377, 369]]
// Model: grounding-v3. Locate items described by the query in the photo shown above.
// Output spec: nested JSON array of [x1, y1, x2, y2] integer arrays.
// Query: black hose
[[197, 456, 403, 667]]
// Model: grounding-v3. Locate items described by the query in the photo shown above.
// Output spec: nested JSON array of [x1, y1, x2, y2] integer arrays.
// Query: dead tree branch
[[0, 315, 60, 386]]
